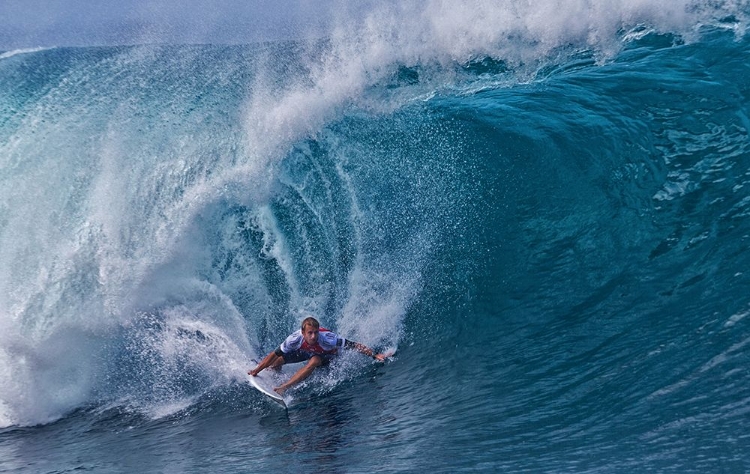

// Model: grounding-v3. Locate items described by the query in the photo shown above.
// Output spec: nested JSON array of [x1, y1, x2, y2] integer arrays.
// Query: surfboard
[[248, 371, 286, 407], [248, 348, 396, 407]]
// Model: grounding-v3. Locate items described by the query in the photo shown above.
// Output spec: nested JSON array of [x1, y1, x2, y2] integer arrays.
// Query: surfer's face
[[302, 326, 319, 345]]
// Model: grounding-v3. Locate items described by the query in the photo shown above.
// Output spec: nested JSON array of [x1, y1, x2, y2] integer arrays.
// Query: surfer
[[249, 316, 388, 395]]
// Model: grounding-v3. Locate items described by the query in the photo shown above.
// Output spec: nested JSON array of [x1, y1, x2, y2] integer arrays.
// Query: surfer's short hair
[[301, 316, 320, 331]]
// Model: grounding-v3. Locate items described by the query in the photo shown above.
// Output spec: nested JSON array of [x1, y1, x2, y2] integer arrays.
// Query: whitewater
[[1, 1, 750, 472]]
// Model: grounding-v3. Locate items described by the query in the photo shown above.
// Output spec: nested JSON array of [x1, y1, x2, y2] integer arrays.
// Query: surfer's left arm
[[344, 340, 387, 361]]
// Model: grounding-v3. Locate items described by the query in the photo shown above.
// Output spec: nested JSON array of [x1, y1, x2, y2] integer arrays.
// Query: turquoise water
[[2, 3, 750, 472]]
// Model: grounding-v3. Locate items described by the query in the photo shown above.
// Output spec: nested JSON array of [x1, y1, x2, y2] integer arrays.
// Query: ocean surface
[[2, 3, 750, 472]]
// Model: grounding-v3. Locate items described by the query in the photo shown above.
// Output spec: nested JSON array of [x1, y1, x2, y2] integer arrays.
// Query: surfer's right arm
[[249, 332, 301, 376], [248, 347, 284, 376]]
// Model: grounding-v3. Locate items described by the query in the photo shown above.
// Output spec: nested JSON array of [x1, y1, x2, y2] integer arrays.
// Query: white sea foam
[[0, 47, 51, 60]]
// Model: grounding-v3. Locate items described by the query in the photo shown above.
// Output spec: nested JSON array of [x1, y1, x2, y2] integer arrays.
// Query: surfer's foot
[[274, 386, 286, 396]]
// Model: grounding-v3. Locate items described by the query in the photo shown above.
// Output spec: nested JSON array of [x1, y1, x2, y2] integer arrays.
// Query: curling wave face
[[0, 3, 749, 471]]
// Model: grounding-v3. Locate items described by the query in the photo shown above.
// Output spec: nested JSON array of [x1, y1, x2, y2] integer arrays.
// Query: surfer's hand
[[374, 350, 395, 362]]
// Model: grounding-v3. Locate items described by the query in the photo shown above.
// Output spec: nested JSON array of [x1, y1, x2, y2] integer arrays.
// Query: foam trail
[[0, 47, 51, 59]]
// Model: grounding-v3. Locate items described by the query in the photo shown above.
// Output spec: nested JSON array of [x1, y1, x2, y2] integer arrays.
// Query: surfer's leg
[[274, 355, 323, 395], [249, 350, 285, 376], [268, 354, 285, 371]]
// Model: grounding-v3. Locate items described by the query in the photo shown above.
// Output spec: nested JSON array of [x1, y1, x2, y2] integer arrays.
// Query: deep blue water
[[2, 4, 750, 473]]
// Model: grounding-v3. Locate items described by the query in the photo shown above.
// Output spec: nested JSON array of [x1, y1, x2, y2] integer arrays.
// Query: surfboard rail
[[248, 372, 286, 407]]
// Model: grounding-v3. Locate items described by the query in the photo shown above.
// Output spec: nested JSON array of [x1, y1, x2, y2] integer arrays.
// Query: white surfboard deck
[[248, 370, 286, 407]]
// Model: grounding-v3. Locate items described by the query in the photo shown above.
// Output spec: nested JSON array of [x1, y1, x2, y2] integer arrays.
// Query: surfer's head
[[301, 316, 320, 345], [300, 316, 319, 332]]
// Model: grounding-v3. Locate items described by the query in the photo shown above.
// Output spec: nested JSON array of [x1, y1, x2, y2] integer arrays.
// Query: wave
[[1, 2, 749, 429]]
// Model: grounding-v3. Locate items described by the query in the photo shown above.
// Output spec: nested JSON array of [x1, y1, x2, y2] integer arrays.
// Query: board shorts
[[281, 350, 337, 365]]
